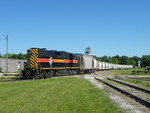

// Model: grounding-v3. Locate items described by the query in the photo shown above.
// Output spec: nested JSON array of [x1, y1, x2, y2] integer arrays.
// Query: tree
[[94, 55, 150, 67], [109, 58, 119, 64], [101, 56, 109, 62], [1, 53, 27, 60], [141, 55, 150, 67], [132, 56, 140, 66], [112, 55, 121, 64], [128, 58, 136, 66], [120, 56, 129, 64]]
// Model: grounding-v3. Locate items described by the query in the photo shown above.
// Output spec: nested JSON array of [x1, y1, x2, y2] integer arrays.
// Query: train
[[22, 48, 133, 79]]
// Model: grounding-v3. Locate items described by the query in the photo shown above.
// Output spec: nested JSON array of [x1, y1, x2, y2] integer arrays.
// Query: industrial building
[[0, 58, 26, 72]]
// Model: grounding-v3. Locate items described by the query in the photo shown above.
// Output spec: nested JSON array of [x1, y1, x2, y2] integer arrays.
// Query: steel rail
[[95, 77, 150, 109], [125, 76, 150, 81], [106, 77, 150, 94]]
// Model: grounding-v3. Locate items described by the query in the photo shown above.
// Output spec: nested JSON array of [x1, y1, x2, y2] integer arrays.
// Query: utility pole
[[6, 35, 8, 73], [0, 34, 8, 72]]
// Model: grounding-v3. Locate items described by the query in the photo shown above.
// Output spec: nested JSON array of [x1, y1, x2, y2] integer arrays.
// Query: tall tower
[[85, 47, 92, 55]]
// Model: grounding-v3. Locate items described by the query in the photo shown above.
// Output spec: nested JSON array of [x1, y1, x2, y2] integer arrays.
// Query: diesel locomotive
[[22, 48, 82, 78]]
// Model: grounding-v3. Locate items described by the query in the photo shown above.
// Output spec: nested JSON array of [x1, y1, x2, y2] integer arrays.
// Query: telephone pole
[[0, 34, 8, 72], [6, 34, 8, 73]]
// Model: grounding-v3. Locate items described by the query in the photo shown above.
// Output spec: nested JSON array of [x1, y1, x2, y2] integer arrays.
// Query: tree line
[[0, 53, 27, 60], [0, 53, 150, 67], [95, 55, 150, 67]]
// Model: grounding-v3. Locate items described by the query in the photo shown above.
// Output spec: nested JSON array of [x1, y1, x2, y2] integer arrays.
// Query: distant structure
[[0, 58, 26, 72], [85, 47, 92, 55]]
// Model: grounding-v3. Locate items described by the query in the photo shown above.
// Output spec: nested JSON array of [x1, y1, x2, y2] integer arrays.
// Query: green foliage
[[1, 53, 27, 60], [120, 56, 129, 64], [96, 55, 150, 67], [128, 58, 136, 66], [0, 67, 2, 72], [132, 56, 140, 66], [109, 58, 119, 64], [141, 55, 150, 67]]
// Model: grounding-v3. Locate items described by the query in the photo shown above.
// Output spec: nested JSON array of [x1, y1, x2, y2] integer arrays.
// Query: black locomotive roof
[[29, 48, 77, 55], [30, 48, 57, 52]]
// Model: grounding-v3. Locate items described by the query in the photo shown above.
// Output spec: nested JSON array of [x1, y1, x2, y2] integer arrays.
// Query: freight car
[[22, 48, 133, 79], [77, 54, 95, 74]]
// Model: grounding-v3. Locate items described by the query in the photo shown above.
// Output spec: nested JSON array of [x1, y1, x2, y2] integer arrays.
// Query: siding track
[[125, 76, 150, 81], [95, 77, 150, 109], [106, 77, 150, 94]]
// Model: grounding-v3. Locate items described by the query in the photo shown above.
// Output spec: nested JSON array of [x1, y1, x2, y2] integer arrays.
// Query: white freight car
[[77, 54, 93, 73]]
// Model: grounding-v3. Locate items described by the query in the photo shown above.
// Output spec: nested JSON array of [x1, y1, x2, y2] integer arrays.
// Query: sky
[[0, 0, 150, 57]]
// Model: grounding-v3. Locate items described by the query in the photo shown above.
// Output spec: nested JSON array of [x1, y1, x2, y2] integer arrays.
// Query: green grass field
[[123, 79, 150, 87], [0, 77, 123, 113]]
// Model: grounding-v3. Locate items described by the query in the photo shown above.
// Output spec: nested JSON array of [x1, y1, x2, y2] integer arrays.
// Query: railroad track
[[106, 77, 150, 94], [95, 77, 150, 109], [125, 76, 150, 81], [0, 74, 74, 83]]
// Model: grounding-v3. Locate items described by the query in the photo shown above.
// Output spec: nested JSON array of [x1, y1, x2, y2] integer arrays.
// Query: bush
[[0, 67, 2, 72]]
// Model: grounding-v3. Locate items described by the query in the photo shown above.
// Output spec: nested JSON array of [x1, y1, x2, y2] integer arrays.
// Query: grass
[[0, 77, 123, 113], [111, 68, 150, 75], [123, 79, 150, 87], [0, 77, 14, 81]]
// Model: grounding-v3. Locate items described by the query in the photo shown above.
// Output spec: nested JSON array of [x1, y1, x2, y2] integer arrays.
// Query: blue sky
[[0, 0, 150, 57]]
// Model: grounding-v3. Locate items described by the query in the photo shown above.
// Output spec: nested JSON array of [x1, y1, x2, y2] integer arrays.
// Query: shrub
[[0, 67, 2, 72]]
